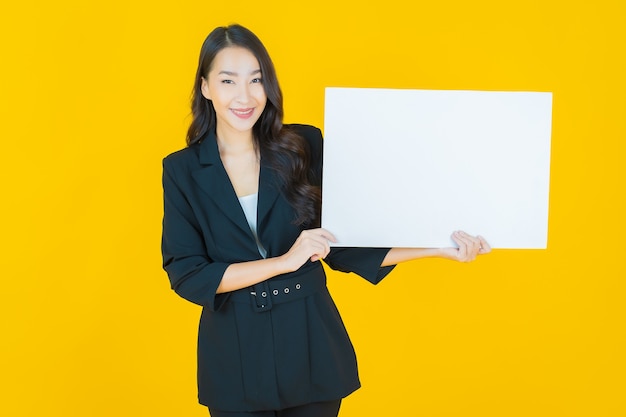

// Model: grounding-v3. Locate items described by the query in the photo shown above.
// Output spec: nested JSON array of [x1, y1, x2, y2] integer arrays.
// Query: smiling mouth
[[231, 108, 255, 119]]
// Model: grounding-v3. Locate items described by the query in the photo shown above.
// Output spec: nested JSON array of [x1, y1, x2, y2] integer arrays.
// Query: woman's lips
[[231, 108, 255, 119]]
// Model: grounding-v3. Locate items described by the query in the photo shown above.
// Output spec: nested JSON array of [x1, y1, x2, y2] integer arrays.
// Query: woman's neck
[[215, 126, 255, 156], [215, 125, 260, 198]]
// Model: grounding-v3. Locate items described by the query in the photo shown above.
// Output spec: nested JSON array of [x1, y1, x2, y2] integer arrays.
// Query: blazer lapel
[[257, 161, 282, 227], [191, 132, 252, 236]]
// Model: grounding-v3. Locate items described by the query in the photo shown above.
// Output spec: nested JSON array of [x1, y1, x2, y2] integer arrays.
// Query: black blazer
[[162, 124, 394, 411]]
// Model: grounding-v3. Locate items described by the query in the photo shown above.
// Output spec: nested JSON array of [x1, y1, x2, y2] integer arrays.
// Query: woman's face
[[201, 46, 267, 138]]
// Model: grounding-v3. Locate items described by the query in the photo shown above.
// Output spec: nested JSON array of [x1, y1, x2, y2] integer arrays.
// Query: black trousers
[[208, 400, 342, 417]]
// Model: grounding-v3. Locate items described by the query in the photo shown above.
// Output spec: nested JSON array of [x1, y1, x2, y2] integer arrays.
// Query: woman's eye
[[221, 79, 234, 84], [251, 78, 263, 84]]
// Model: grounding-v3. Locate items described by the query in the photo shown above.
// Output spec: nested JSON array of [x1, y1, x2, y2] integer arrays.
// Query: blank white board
[[321, 87, 553, 249]]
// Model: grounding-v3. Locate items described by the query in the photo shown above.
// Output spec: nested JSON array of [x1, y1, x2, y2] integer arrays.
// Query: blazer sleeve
[[292, 124, 397, 284], [324, 247, 395, 284], [161, 156, 230, 311]]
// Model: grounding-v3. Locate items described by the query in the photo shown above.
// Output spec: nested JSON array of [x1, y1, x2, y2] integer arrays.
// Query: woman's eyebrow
[[218, 69, 262, 76]]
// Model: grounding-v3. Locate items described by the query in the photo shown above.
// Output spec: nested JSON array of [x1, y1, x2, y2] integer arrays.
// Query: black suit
[[162, 124, 394, 412]]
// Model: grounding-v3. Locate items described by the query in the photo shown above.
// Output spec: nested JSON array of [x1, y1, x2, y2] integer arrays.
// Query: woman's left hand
[[442, 231, 491, 262]]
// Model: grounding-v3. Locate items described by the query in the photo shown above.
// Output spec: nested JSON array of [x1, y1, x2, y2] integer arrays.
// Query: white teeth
[[232, 109, 253, 115]]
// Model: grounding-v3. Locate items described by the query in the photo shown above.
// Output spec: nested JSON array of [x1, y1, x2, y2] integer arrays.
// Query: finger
[[308, 239, 331, 260], [454, 231, 482, 261], [453, 231, 476, 249], [451, 232, 469, 260], [303, 235, 330, 254], [457, 230, 481, 246], [306, 232, 334, 255], [312, 228, 337, 243], [307, 241, 329, 260], [309, 245, 330, 262], [458, 231, 483, 253], [321, 237, 331, 258], [477, 235, 492, 254]]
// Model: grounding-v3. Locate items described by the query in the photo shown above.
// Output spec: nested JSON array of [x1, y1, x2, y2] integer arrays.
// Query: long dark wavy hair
[[186, 24, 321, 227]]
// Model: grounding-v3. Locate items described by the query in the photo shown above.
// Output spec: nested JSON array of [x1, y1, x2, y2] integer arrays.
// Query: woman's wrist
[[274, 253, 299, 275]]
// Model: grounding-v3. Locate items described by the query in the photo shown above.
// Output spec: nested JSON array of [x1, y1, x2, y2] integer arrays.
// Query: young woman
[[161, 24, 490, 417]]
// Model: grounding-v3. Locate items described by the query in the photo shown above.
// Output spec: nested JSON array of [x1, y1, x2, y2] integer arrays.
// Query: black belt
[[229, 264, 326, 313]]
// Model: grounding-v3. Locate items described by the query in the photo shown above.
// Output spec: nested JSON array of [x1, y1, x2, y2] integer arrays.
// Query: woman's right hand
[[280, 228, 337, 272]]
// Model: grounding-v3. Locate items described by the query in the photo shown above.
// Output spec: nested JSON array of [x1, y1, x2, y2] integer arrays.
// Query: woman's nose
[[236, 84, 251, 104]]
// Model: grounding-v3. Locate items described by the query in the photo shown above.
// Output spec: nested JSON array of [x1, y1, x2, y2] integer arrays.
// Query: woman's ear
[[200, 77, 211, 100]]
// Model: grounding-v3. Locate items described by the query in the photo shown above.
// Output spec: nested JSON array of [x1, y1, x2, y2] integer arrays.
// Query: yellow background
[[1, 1, 624, 416]]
